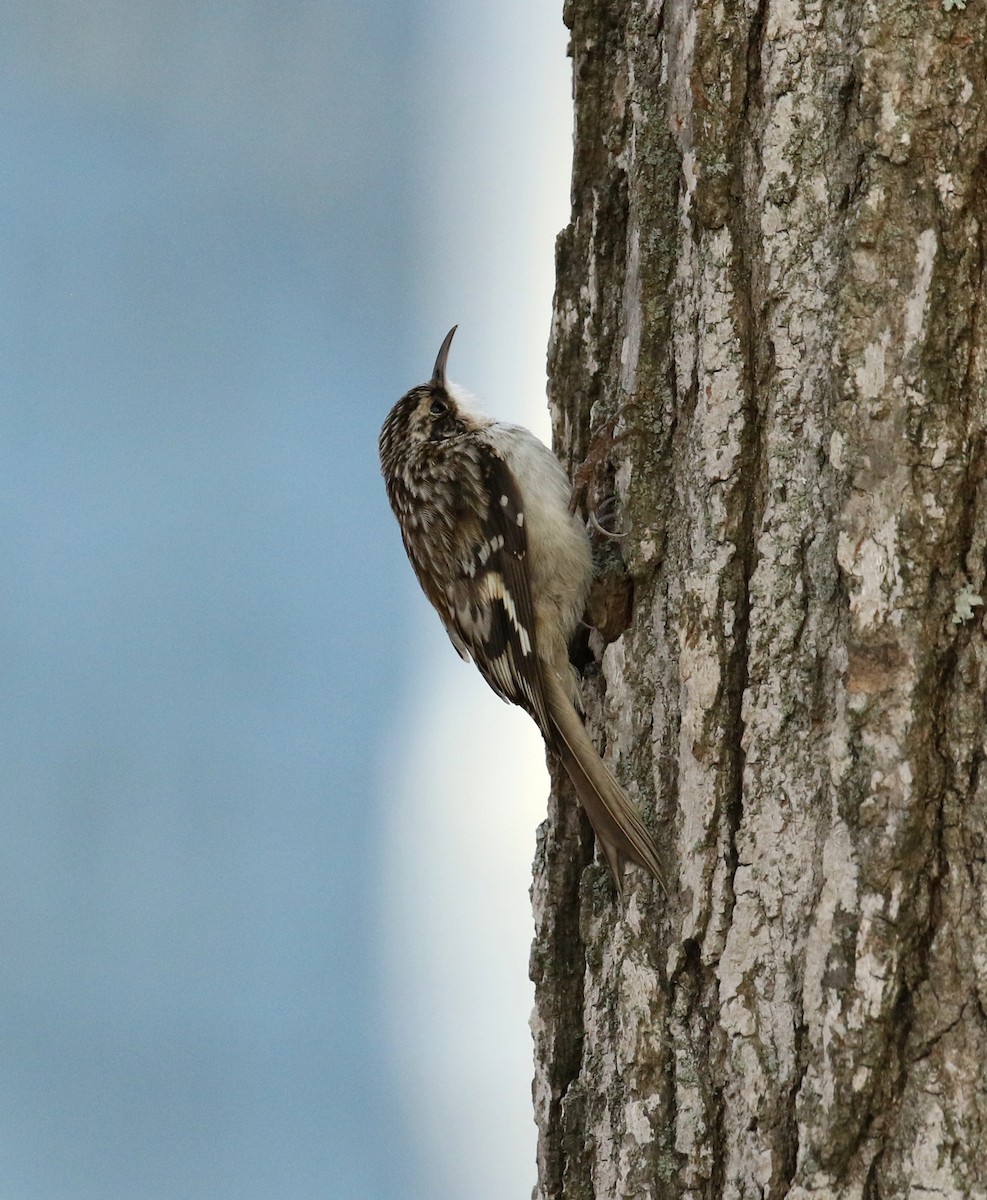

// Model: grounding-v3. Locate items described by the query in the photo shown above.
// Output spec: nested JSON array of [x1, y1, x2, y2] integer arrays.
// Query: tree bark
[[531, 0, 987, 1196]]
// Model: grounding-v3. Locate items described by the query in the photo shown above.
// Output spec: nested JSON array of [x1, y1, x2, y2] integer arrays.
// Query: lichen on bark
[[532, 0, 987, 1196]]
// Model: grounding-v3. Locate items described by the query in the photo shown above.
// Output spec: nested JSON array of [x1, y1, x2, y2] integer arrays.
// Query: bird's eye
[[429, 398, 448, 416]]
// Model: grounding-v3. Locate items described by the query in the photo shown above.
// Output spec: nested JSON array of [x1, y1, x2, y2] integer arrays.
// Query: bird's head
[[379, 327, 490, 474]]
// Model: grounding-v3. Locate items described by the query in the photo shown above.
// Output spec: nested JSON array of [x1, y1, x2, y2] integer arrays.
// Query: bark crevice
[[533, 2, 987, 1196]]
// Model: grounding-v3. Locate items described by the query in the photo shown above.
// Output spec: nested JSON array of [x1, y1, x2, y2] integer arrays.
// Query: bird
[[378, 326, 666, 899]]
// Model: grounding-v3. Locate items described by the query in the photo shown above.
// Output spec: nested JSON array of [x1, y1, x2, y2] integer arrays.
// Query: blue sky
[[0, 3, 570, 1198]]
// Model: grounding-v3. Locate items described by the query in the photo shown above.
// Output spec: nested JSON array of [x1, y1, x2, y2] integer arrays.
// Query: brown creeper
[[379, 327, 666, 898]]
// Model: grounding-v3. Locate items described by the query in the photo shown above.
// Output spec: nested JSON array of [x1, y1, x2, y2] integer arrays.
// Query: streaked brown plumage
[[379, 327, 666, 899]]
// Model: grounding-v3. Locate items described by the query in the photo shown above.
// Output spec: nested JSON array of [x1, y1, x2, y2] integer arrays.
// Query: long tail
[[542, 670, 668, 900]]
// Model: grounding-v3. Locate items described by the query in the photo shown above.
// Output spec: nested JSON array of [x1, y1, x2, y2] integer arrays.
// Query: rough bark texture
[[531, 0, 987, 1196]]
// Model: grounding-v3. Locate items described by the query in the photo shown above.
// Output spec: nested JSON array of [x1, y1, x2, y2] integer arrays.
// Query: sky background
[[0, 4, 571, 1199]]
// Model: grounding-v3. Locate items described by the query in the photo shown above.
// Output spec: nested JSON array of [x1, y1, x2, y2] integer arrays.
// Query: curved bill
[[431, 326, 458, 388]]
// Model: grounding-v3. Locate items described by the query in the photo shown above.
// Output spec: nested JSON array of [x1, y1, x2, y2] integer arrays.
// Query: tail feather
[[542, 670, 668, 899]]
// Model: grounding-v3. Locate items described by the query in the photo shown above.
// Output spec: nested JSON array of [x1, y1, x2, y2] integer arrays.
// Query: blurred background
[[0, 3, 571, 1198]]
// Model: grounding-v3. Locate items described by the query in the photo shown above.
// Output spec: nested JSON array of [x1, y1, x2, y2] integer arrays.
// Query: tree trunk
[[531, 0, 987, 1196]]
